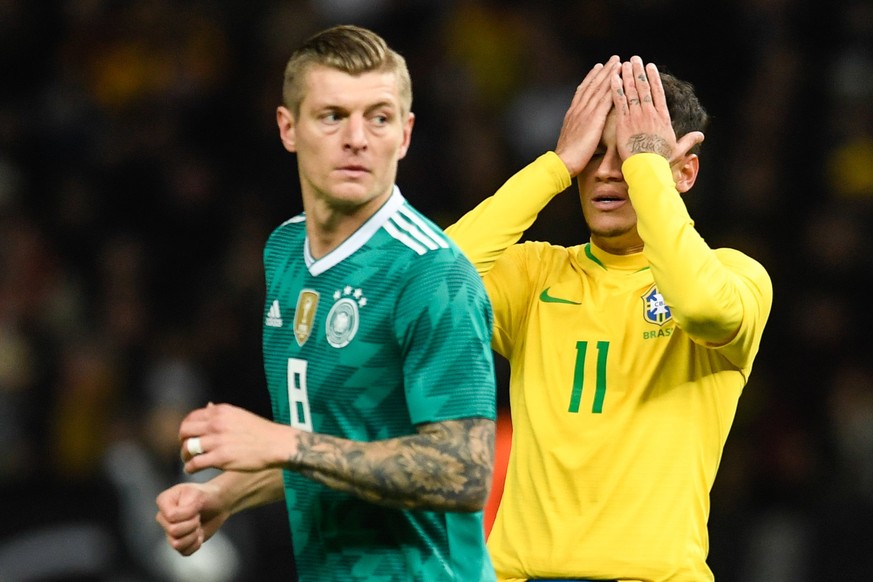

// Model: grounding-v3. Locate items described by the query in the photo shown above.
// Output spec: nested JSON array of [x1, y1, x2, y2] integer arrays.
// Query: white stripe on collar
[[304, 186, 406, 276]]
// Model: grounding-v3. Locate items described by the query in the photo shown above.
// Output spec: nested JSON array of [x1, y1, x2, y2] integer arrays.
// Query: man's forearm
[[288, 418, 495, 512], [212, 468, 286, 516], [625, 154, 746, 343], [446, 152, 570, 276]]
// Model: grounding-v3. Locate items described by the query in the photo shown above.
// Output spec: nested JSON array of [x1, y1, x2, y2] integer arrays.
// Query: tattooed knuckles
[[614, 57, 676, 161]]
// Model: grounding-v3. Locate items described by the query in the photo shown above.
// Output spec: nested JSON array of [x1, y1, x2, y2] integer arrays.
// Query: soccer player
[[155, 25, 498, 582], [446, 56, 773, 581]]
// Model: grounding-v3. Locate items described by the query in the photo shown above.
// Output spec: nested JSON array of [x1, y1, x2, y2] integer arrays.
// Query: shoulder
[[517, 239, 574, 254], [266, 213, 305, 245], [386, 203, 488, 290], [379, 202, 472, 270], [379, 201, 454, 256], [504, 239, 578, 266], [264, 213, 305, 261]]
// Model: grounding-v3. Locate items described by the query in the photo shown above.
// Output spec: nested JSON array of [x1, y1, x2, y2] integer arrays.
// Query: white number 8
[[287, 358, 313, 432]]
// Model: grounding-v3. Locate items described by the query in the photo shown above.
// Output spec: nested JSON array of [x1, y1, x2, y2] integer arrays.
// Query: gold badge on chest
[[294, 289, 319, 346]]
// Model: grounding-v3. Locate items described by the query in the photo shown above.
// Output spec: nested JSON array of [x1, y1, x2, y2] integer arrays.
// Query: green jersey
[[262, 188, 497, 582]]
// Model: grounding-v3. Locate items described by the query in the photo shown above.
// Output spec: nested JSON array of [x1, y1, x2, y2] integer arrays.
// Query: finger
[[179, 435, 212, 463], [167, 527, 204, 556], [674, 131, 705, 161], [184, 449, 217, 474], [647, 62, 667, 114], [573, 56, 619, 105], [578, 55, 619, 90], [156, 509, 199, 537], [179, 416, 211, 442], [156, 502, 202, 553], [592, 57, 621, 102], [578, 61, 620, 118], [576, 63, 604, 94], [631, 56, 653, 107], [621, 60, 641, 109], [179, 434, 215, 467], [570, 64, 604, 110], [182, 531, 206, 557], [610, 69, 628, 115], [187, 436, 205, 456]]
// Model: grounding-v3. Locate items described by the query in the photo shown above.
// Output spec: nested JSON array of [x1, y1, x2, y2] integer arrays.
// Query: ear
[[673, 154, 699, 194], [277, 106, 296, 153], [396, 112, 415, 160]]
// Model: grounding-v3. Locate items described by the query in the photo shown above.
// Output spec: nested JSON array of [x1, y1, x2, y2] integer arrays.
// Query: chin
[[328, 182, 372, 201], [589, 222, 635, 239]]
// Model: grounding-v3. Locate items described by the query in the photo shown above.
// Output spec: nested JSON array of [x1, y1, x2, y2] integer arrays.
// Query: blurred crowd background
[[1, 0, 872, 580]]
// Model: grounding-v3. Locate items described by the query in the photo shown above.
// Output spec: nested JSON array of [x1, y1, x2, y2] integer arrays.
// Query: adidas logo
[[266, 299, 283, 327]]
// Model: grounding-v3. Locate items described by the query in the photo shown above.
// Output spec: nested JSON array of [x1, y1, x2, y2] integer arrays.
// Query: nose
[[594, 149, 623, 181], [344, 115, 368, 152]]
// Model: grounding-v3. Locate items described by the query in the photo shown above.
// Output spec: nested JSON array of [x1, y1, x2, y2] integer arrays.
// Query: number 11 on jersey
[[568, 341, 609, 414]]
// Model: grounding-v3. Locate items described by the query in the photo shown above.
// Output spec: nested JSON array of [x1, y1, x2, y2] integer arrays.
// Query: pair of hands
[[555, 55, 705, 177], [155, 403, 291, 556]]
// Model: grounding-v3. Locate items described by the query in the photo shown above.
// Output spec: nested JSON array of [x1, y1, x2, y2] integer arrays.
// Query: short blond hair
[[282, 25, 412, 118]]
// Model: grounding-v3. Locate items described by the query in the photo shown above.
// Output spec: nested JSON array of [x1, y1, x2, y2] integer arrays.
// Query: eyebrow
[[312, 99, 399, 115]]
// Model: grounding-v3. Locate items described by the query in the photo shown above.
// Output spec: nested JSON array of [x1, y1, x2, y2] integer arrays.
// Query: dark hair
[[660, 69, 709, 155]]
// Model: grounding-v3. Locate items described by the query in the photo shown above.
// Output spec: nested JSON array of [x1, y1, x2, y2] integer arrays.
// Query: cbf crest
[[642, 284, 672, 326], [326, 286, 367, 348]]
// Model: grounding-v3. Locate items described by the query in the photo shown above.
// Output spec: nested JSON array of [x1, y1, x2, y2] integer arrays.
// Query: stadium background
[[1, 0, 872, 580]]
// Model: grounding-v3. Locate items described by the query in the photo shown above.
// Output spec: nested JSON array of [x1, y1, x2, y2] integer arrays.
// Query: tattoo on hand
[[628, 133, 671, 158], [289, 418, 495, 512]]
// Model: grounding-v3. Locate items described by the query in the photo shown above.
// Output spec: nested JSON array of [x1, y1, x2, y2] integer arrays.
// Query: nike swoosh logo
[[539, 287, 581, 305]]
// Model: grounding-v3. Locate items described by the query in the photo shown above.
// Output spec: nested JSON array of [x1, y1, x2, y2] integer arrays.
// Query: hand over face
[[554, 55, 620, 177], [611, 56, 704, 163]]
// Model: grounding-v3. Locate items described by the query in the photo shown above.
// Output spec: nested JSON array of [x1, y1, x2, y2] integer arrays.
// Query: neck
[[306, 210, 360, 259], [304, 193, 390, 259], [590, 233, 644, 256]]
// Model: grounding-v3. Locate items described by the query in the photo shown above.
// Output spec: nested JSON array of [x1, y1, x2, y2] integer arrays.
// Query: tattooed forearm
[[627, 133, 672, 158], [288, 417, 495, 512]]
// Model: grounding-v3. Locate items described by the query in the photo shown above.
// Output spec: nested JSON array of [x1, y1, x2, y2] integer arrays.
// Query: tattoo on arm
[[628, 133, 672, 158], [288, 417, 496, 512]]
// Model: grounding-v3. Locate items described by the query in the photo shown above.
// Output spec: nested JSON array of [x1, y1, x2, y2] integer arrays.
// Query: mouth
[[337, 165, 369, 178], [590, 191, 627, 210]]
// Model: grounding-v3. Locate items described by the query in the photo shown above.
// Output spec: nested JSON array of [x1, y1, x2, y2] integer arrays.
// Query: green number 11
[[568, 340, 609, 414]]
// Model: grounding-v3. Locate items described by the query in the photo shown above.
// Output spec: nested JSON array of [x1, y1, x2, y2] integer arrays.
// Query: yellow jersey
[[446, 152, 772, 582]]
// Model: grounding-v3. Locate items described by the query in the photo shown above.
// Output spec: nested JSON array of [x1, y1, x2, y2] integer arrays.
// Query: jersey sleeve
[[445, 153, 571, 359], [393, 249, 497, 425], [624, 153, 773, 368], [445, 151, 571, 276]]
